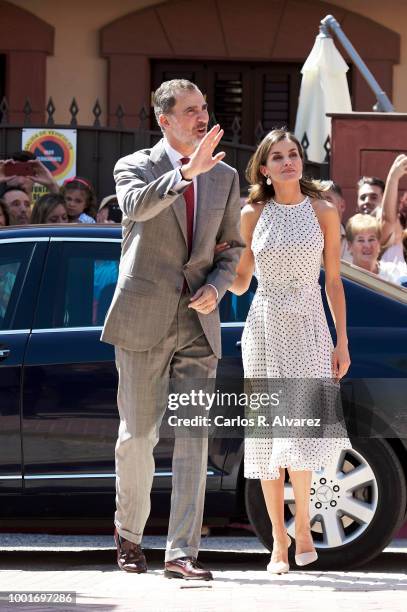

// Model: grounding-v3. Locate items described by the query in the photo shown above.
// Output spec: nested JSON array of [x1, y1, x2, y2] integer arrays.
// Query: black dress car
[[1, 224, 407, 570]]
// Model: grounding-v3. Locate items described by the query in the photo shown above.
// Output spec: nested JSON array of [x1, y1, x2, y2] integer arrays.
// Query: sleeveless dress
[[242, 196, 352, 480]]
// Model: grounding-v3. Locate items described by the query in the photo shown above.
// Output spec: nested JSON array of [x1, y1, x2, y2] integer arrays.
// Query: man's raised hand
[[181, 125, 225, 180]]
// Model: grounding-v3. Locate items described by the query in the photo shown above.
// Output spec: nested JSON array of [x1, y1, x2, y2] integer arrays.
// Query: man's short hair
[[153, 79, 200, 127], [1, 186, 29, 197], [357, 176, 385, 194]]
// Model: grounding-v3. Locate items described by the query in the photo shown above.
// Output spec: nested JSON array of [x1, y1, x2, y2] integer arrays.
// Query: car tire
[[245, 437, 407, 570]]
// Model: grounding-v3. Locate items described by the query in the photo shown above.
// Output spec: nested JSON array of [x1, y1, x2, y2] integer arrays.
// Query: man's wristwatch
[[179, 166, 191, 182]]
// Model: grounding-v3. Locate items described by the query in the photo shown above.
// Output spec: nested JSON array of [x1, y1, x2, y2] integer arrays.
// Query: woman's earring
[[266, 176, 272, 186]]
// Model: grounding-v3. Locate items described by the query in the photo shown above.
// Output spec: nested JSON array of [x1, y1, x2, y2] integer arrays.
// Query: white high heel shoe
[[295, 547, 318, 566], [267, 534, 291, 575]]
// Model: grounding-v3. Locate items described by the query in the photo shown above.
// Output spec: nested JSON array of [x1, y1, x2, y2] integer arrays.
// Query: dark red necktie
[[180, 157, 195, 257]]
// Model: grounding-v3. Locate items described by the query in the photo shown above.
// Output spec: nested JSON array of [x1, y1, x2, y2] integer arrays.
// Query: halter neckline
[[270, 195, 309, 208]]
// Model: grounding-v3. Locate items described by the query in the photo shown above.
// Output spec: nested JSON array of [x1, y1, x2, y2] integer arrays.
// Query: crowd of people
[[320, 155, 407, 287], [0, 151, 122, 228], [1, 149, 407, 287]]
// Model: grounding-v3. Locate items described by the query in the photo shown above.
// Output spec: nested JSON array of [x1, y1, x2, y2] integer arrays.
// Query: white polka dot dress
[[242, 196, 352, 480]]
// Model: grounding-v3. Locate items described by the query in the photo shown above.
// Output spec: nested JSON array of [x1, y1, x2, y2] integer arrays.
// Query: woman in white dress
[[228, 129, 352, 574]]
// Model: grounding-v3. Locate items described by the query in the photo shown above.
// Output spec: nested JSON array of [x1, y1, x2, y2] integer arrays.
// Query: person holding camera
[[0, 152, 59, 202], [0, 152, 60, 225], [97, 195, 123, 224]]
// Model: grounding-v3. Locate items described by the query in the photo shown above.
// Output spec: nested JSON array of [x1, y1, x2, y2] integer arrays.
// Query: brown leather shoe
[[164, 556, 213, 580], [114, 528, 147, 573]]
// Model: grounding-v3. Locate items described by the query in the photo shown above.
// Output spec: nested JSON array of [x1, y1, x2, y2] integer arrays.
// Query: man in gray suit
[[101, 79, 244, 580]]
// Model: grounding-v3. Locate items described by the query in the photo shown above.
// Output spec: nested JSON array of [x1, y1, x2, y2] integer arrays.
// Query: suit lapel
[[150, 139, 187, 248]]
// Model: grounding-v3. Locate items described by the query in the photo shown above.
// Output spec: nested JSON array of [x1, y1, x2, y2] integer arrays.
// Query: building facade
[[0, 0, 405, 142]]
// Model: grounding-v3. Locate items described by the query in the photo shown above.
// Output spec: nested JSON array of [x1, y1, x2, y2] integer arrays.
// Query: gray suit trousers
[[114, 293, 217, 562]]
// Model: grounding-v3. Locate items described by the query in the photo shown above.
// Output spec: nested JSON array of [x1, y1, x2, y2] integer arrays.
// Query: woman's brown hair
[[0, 199, 10, 226], [246, 128, 326, 204], [30, 193, 67, 224]]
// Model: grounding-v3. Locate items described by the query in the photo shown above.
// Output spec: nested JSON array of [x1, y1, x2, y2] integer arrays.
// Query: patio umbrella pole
[[321, 14, 394, 112]]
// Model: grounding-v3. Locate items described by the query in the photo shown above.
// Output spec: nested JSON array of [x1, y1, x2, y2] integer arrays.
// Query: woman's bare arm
[[228, 204, 263, 295], [381, 154, 407, 245], [315, 199, 350, 380]]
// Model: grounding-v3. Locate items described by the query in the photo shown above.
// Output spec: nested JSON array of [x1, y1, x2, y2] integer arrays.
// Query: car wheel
[[245, 438, 407, 570]]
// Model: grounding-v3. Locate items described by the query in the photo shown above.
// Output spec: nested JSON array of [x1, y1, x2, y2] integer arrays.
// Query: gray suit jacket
[[101, 138, 244, 358]]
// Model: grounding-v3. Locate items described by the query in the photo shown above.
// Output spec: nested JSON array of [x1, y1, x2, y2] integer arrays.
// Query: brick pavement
[[0, 537, 406, 611]]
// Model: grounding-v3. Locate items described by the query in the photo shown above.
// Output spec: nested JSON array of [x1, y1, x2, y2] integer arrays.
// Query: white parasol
[[294, 32, 352, 163]]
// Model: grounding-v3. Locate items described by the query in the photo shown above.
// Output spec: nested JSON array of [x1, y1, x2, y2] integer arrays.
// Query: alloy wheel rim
[[284, 448, 378, 549]]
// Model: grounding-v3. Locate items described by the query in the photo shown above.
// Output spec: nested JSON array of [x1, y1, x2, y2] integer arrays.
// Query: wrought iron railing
[[0, 96, 330, 197]]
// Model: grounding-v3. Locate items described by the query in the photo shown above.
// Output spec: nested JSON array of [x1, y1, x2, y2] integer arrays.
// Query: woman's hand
[[388, 154, 407, 182], [332, 343, 351, 381], [214, 241, 230, 255]]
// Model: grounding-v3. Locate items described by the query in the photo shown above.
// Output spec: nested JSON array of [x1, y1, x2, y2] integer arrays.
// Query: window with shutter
[[262, 73, 290, 131], [213, 72, 243, 141]]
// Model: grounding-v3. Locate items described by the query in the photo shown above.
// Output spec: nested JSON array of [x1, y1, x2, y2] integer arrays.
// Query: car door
[[0, 237, 48, 496], [22, 236, 123, 494]]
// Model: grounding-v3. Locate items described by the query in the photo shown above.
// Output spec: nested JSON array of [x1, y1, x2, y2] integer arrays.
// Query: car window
[[34, 241, 120, 329], [219, 276, 257, 323], [0, 243, 34, 330]]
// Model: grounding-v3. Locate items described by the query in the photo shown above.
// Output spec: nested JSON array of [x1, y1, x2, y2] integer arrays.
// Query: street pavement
[[0, 535, 406, 611]]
